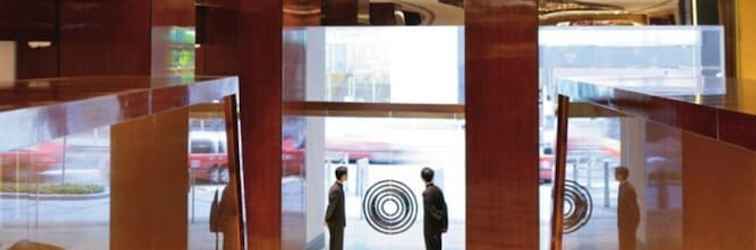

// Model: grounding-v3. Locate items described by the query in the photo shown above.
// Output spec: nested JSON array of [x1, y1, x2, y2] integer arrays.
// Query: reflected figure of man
[[325, 166, 347, 250], [421, 167, 448, 250], [616, 166, 640, 250]]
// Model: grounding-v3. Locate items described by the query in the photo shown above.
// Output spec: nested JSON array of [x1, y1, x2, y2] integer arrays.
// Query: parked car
[[189, 131, 229, 183], [191, 130, 306, 183]]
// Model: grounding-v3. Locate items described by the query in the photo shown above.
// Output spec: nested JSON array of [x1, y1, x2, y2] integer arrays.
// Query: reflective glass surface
[[547, 76, 756, 249], [0, 77, 243, 249]]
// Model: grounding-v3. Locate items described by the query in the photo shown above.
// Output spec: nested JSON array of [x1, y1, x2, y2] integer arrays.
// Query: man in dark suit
[[421, 167, 448, 250], [616, 166, 640, 250], [325, 166, 348, 250]]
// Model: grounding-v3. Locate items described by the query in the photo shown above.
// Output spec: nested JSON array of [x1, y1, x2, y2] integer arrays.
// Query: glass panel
[[283, 27, 465, 105], [283, 116, 465, 250], [0, 129, 110, 249], [548, 98, 756, 250], [0, 100, 243, 250]]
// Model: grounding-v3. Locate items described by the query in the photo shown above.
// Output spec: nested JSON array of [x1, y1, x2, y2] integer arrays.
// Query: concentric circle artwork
[[563, 180, 593, 234], [362, 180, 418, 235]]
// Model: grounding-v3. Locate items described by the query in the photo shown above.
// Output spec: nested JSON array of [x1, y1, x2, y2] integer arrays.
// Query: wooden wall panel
[[238, 0, 283, 249], [322, 0, 357, 25], [59, 0, 151, 76], [0, 1, 57, 41], [465, 0, 540, 249], [152, 0, 195, 27], [737, 0, 756, 79], [196, 0, 240, 76], [111, 109, 189, 250], [681, 130, 756, 250], [17, 43, 59, 79], [0, 1, 59, 79]]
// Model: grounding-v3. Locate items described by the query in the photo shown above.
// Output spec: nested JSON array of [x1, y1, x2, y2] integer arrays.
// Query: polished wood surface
[[0, 1, 57, 41], [322, 0, 358, 25], [550, 95, 570, 250], [17, 42, 59, 79], [737, 0, 756, 79], [370, 3, 397, 25], [681, 127, 756, 250], [560, 78, 756, 151], [238, 0, 283, 249], [111, 108, 189, 250], [465, 0, 539, 249], [59, 0, 152, 76], [283, 0, 321, 26], [152, 0, 195, 27], [224, 95, 246, 250], [196, 0, 240, 75], [0, 1, 59, 79]]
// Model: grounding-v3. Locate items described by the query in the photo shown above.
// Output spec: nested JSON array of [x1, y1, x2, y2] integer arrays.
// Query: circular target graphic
[[563, 180, 593, 234], [362, 180, 418, 235]]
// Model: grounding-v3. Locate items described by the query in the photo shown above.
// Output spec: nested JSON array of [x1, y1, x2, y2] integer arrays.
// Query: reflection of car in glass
[[190, 131, 306, 182], [538, 137, 621, 184], [190, 131, 229, 183], [0, 142, 64, 182]]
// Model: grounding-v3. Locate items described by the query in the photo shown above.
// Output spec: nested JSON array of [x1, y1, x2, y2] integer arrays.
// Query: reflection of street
[[0, 182, 228, 249]]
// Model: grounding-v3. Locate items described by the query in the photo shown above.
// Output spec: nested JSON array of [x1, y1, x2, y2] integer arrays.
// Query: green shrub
[[1, 183, 105, 195]]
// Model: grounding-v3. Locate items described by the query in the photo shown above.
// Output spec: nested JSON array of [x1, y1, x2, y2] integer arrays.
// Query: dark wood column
[[465, 0, 539, 249], [238, 0, 283, 249]]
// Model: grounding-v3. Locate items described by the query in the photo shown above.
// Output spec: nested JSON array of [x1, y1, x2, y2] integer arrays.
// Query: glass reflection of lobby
[[2, 0, 756, 250]]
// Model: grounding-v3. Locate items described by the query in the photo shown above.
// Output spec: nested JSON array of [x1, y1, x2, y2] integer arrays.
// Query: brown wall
[[0, 1, 59, 79], [682, 130, 756, 250], [6, 0, 195, 78], [153, 0, 195, 27], [59, 0, 152, 76], [738, 0, 756, 79], [196, 0, 240, 76], [465, 0, 540, 249]]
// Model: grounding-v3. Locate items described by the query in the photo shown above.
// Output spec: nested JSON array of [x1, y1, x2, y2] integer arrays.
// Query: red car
[[190, 131, 306, 183], [0, 142, 64, 182]]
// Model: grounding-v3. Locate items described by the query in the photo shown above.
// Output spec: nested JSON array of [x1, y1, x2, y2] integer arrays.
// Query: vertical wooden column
[[238, 0, 283, 249], [465, 0, 539, 249]]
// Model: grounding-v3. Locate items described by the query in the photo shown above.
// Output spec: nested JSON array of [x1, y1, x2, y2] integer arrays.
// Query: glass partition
[[551, 75, 756, 249], [552, 98, 756, 250], [0, 77, 243, 250]]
